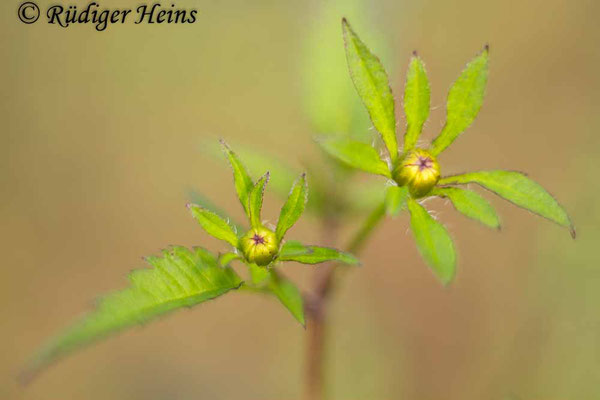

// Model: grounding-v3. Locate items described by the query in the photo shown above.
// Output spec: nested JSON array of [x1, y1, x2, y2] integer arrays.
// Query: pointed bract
[[318, 137, 391, 178], [188, 204, 239, 247], [275, 173, 308, 241], [220, 140, 254, 215], [403, 55, 431, 151], [342, 18, 398, 162], [248, 172, 270, 228]]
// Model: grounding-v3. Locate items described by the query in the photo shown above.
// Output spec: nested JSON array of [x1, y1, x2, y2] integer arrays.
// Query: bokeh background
[[2, 0, 599, 399]]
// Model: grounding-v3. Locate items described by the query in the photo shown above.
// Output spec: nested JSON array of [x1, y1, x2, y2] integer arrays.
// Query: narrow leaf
[[268, 271, 305, 326], [219, 252, 242, 267], [385, 185, 409, 217], [187, 191, 244, 233], [342, 18, 398, 162], [439, 170, 574, 237], [276, 173, 308, 241], [432, 187, 500, 229], [24, 247, 243, 380], [248, 172, 270, 228], [431, 46, 489, 155], [317, 137, 390, 177], [407, 198, 456, 284], [403, 54, 430, 150], [220, 139, 254, 215], [188, 204, 239, 247], [279, 241, 359, 266]]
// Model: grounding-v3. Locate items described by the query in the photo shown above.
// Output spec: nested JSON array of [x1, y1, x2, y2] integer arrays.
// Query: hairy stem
[[304, 203, 386, 400]]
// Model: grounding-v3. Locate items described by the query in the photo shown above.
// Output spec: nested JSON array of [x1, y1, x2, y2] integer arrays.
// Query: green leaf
[[248, 172, 269, 228], [248, 263, 270, 285], [276, 173, 308, 241], [220, 139, 254, 215], [219, 252, 242, 267], [24, 246, 242, 379], [385, 185, 409, 217], [188, 204, 239, 247], [439, 170, 574, 237], [317, 137, 390, 177], [432, 187, 500, 229], [342, 18, 398, 162], [431, 46, 489, 156], [403, 54, 430, 151], [187, 191, 244, 233], [268, 271, 305, 326], [278, 241, 359, 265], [407, 198, 456, 284]]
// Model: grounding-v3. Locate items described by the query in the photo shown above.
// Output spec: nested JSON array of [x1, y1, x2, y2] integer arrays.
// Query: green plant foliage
[[385, 185, 409, 217], [318, 137, 391, 177], [220, 139, 254, 215], [403, 54, 430, 151], [187, 191, 244, 233], [407, 198, 456, 284], [342, 18, 397, 162], [188, 205, 239, 247], [279, 241, 360, 265], [268, 271, 305, 326], [24, 247, 243, 380], [439, 170, 574, 236], [431, 47, 489, 156], [276, 174, 308, 241], [332, 20, 573, 283], [432, 187, 500, 229], [248, 172, 270, 228]]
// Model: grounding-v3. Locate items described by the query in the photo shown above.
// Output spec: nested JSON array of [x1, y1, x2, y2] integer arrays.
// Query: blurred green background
[[2, 0, 599, 399]]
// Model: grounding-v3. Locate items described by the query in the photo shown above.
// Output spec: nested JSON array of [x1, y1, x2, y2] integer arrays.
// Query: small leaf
[[439, 170, 574, 237], [220, 140, 254, 215], [187, 191, 244, 233], [342, 18, 398, 162], [23, 246, 243, 380], [403, 54, 430, 151], [276, 173, 308, 241], [432, 187, 500, 229], [407, 198, 456, 284], [219, 252, 242, 267], [248, 172, 270, 228], [188, 204, 239, 247], [317, 137, 390, 177], [248, 263, 270, 285], [385, 185, 409, 217], [431, 46, 489, 155], [268, 271, 305, 326], [278, 241, 359, 265]]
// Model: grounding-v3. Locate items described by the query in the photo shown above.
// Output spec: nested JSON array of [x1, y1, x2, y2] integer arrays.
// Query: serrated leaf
[[407, 198, 456, 284], [188, 204, 239, 247], [431, 47, 489, 155], [24, 246, 242, 380], [248, 172, 269, 228], [317, 137, 390, 177], [342, 18, 398, 162], [276, 173, 308, 241], [385, 185, 409, 217], [220, 140, 254, 215], [268, 271, 305, 326], [278, 241, 359, 265], [403, 55, 430, 151], [432, 187, 500, 229], [439, 170, 574, 237], [187, 191, 244, 233]]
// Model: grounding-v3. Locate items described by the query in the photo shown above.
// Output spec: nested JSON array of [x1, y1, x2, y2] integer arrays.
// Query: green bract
[[318, 18, 574, 284]]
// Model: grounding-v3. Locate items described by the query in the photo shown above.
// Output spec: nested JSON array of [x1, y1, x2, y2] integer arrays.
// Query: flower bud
[[393, 149, 440, 197], [240, 226, 279, 266]]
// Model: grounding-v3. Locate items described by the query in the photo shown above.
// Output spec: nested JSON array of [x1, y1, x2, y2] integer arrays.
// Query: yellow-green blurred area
[[2, 0, 599, 398]]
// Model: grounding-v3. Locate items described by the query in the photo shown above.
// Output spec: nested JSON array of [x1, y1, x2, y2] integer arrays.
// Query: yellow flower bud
[[393, 149, 440, 197], [240, 226, 279, 266]]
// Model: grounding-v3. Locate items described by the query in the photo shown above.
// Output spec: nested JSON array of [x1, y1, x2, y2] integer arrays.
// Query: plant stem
[[304, 203, 386, 400]]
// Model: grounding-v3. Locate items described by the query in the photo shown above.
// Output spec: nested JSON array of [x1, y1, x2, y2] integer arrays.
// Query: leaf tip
[[569, 225, 576, 239], [484, 43, 490, 53], [412, 49, 418, 56]]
